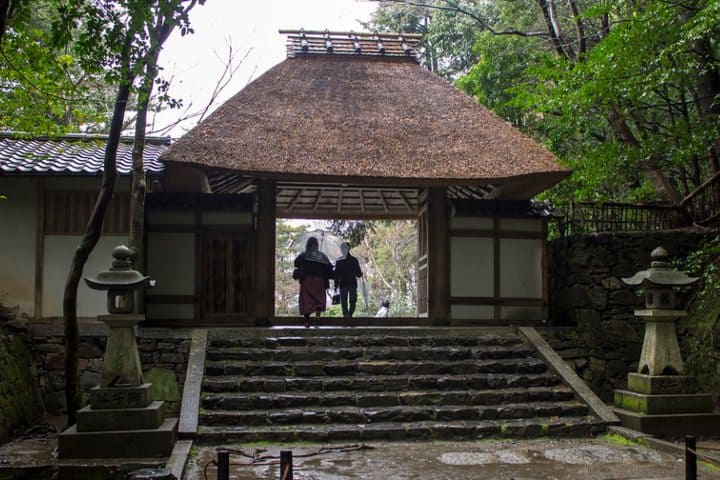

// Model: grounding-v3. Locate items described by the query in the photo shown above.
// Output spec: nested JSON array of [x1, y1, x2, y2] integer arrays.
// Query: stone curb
[[165, 439, 193, 480], [178, 328, 208, 439], [609, 425, 720, 465], [519, 326, 620, 425]]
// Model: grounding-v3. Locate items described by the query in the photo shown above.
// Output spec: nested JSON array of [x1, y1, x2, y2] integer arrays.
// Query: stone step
[[208, 333, 523, 350], [202, 372, 562, 393], [202, 386, 575, 410], [200, 401, 588, 426], [196, 416, 606, 443], [205, 344, 535, 362], [204, 358, 546, 377]]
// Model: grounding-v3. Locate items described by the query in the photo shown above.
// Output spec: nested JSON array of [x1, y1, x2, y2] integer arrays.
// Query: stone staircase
[[196, 328, 606, 443]]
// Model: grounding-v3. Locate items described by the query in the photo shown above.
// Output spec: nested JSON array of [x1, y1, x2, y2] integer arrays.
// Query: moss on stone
[[143, 367, 181, 402], [601, 432, 642, 447], [0, 326, 43, 444]]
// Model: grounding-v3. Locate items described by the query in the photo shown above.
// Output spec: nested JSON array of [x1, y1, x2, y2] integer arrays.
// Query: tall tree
[[372, 0, 720, 206], [0, 0, 111, 134], [56, 0, 204, 425]]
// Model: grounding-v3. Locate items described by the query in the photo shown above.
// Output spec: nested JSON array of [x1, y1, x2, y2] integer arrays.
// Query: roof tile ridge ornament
[[350, 31, 361, 54], [300, 28, 309, 53], [374, 32, 386, 55], [399, 35, 412, 55], [324, 29, 334, 53]]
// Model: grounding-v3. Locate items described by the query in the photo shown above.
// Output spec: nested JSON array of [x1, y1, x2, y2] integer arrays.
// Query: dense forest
[[368, 0, 720, 209]]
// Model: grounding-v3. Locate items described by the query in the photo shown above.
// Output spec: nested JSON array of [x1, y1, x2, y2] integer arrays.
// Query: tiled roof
[[0, 133, 169, 175]]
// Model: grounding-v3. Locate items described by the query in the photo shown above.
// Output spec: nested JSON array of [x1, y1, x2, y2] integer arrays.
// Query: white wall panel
[[499, 218, 543, 232], [451, 304, 494, 320], [450, 216, 493, 230], [499, 238, 542, 298], [501, 306, 543, 321], [146, 232, 195, 295], [0, 178, 38, 315], [450, 237, 493, 297], [42, 235, 125, 317]]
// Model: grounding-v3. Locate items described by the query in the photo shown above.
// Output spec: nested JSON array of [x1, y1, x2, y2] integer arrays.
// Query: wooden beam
[[312, 189, 323, 210], [378, 190, 389, 211], [398, 190, 413, 212], [286, 188, 302, 212]]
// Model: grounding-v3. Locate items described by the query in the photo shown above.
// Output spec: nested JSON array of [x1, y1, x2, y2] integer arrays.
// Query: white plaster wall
[[501, 306, 543, 321], [450, 304, 494, 320], [450, 237, 493, 297], [499, 218, 544, 232], [450, 216, 494, 229], [42, 235, 125, 318], [499, 238, 543, 298], [43, 176, 130, 192], [0, 178, 38, 315], [146, 232, 195, 295]]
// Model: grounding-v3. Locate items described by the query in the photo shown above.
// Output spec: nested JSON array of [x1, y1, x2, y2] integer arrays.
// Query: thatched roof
[[161, 51, 569, 198]]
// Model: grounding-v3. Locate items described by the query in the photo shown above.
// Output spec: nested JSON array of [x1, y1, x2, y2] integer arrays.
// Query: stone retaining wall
[[546, 230, 710, 401], [0, 319, 44, 444], [30, 324, 192, 415]]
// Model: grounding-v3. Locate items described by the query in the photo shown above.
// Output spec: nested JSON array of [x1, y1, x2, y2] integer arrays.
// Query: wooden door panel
[[201, 232, 252, 319]]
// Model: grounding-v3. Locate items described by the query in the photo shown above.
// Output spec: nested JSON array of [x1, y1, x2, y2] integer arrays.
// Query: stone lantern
[[84, 245, 153, 387], [58, 245, 178, 459], [620, 246, 697, 377], [613, 246, 720, 437]]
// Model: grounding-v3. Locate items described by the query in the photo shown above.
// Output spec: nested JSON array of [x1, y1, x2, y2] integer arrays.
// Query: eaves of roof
[[0, 133, 168, 175]]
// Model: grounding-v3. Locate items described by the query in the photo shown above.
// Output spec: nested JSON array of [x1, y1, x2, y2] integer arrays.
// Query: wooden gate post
[[254, 179, 276, 325], [427, 187, 449, 325]]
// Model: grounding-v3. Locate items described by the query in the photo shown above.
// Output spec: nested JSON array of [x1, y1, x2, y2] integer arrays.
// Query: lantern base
[[627, 373, 696, 395], [614, 389, 713, 415], [614, 372, 719, 438], [612, 409, 720, 438], [58, 417, 177, 459]]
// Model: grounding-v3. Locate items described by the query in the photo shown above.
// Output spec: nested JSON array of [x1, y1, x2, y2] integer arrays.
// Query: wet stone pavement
[[186, 437, 720, 480]]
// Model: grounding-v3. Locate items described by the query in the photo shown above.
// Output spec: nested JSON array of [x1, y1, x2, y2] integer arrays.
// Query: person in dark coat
[[334, 242, 363, 318], [294, 236, 333, 327]]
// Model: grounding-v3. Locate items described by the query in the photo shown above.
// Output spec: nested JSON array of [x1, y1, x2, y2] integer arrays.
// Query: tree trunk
[[62, 80, 131, 426], [694, 37, 720, 173], [566, 0, 585, 57], [0, 0, 13, 45], [607, 107, 681, 204], [128, 86, 151, 274], [536, 0, 567, 58]]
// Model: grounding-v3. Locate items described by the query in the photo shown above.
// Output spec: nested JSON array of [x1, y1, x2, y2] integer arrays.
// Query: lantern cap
[[84, 245, 152, 291], [621, 246, 699, 288]]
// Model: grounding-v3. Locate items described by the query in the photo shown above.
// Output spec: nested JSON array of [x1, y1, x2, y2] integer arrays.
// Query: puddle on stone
[[543, 445, 662, 465], [438, 451, 530, 465]]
